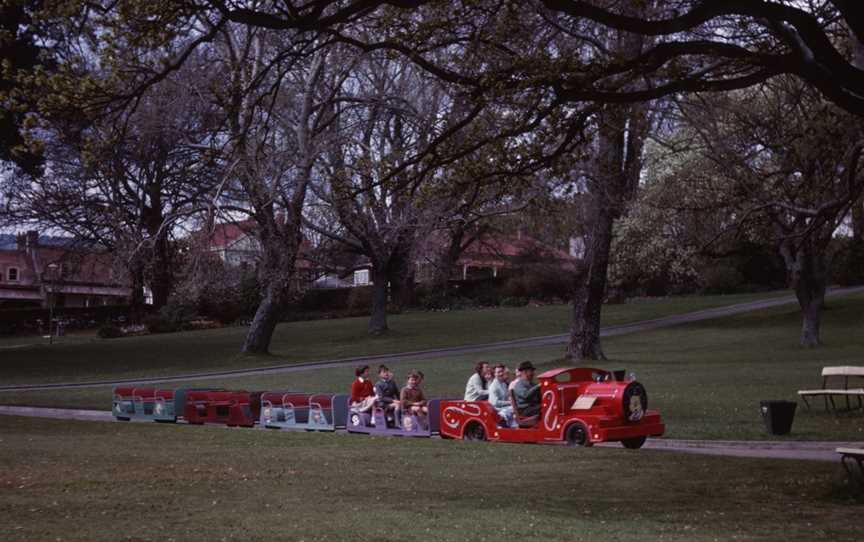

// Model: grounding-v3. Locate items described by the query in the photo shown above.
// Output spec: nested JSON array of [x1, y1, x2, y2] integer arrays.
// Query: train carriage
[[260, 392, 349, 431], [438, 367, 665, 447], [183, 389, 262, 427], [345, 396, 443, 437], [112, 387, 178, 422], [109, 366, 663, 451]]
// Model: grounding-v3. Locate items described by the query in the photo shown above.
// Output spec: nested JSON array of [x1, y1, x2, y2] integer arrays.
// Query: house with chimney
[[0, 231, 131, 308]]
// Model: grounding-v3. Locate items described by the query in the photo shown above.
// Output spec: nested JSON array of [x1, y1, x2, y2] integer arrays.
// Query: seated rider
[[400, 370, 428, 429], [488, 364, 514, 427], [350, 365, 375, 412], [508, 367, 522, 393], [512, 361, 541, 418], [374, 365, 401, 414], [464, 362, 492, 401]]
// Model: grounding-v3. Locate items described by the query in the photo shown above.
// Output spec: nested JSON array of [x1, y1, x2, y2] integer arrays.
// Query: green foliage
[[143, 314, 180, 334], [502, 267, 571, 301], [700, 263, 745, 294], [831, 238, 864, 286], [96, 324, 123, 339], [500, 295, 528, 307], [608, 195, 700, 296]]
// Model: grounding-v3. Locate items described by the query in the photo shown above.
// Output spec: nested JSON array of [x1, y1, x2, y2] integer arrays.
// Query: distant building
[[349, 231, 580, 286], [203, 219, 328, 287], [0, 231, 131, 308], [414, 230, 579, 283]]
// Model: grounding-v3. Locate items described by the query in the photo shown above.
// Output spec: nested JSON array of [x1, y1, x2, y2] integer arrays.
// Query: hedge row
[[0, 305, 141, 336]]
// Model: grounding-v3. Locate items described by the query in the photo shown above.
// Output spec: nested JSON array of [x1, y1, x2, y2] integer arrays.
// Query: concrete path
[[627, 438, 856, 462], [0, 405, 857, 462], [3, 285, 864, 393]]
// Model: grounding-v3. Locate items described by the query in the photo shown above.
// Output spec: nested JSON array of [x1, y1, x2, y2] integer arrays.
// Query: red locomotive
[[438, 367, 664, 448]]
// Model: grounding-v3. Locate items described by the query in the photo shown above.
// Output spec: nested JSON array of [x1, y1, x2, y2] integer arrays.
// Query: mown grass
[[4, 293, 864, 441], [0, 291, 789, 385], [0, 416, 860, 542]]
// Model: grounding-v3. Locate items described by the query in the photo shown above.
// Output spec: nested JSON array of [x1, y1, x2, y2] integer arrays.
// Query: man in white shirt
[[487, 364, 514, 427]]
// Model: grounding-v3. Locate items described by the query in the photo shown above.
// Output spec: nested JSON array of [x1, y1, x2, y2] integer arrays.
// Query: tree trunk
[[240, 221, 300, 355], [128, 263, 146, 324], [149, 233, 173, 310], [369, 264, 389, 334], [567, 204, 614, 360], [389, 247, 415, 311], [567, 101, 647, 362], [242, 287, 285, 354], [781, 237, 829, 347], [798, 289, 824, 348], [852, 195, 864, 244]]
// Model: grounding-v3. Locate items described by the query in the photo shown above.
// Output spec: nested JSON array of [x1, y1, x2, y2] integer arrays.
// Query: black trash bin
[[760, 400, 797, 435]]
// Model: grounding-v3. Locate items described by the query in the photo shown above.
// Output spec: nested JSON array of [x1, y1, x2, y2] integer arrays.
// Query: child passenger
[[350, 365, 375, 412], [400, 370, 428, 429], [374, 365, 401, 413]]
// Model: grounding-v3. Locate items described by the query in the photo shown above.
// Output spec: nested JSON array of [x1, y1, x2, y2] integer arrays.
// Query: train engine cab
[[439, 367, 665, 448]]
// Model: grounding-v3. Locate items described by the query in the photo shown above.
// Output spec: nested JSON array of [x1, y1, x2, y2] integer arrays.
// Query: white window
[[8, 267, 19, 281], [354, 269, 370, 286]]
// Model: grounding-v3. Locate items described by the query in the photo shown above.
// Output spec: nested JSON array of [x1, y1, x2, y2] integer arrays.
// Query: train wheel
[[565, 422, 592, 447], [463, 422, 487, 442], [621, 436, 647, 449]]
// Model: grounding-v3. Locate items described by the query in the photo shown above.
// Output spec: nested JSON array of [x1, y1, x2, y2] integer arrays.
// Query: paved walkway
[[0, 405, 856, 462], [3, 286, 864, 392]]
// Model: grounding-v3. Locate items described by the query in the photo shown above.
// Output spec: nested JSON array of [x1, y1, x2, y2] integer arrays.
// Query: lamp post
[[45, 262, 58, 344]]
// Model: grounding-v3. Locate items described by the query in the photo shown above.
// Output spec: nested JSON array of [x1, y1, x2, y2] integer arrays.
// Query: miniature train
[[112, 367, 664, 448]]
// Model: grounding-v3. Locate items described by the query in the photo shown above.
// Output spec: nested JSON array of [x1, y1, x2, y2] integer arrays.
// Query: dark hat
[[518, 361, 536, 371]]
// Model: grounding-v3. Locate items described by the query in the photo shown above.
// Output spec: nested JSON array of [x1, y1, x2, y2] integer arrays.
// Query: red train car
[[183, 390, 262, 427], [439, 367, 664, 448]]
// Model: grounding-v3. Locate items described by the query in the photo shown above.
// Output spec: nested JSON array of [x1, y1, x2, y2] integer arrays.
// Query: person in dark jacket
[[512, 361, 541, 418], [374, 365, 401, 412]]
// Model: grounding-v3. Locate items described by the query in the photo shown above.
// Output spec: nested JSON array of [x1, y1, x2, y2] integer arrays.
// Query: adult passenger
[[464, 362, 492, 401], [350, 365, 375, 412], [488, 364, 514, 427], [508, 367, 522, 393], [512, 361, 541, 418]]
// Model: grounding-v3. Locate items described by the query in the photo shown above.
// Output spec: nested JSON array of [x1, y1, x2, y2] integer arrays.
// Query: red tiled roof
[[418, 231, 576, 269], [208, 219, 258, 249]]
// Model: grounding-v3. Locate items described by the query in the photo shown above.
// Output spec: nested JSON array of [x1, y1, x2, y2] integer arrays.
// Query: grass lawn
[[4, 293, 864, 441], [0, 415, 860, 542], [0, 291, 790, 386]]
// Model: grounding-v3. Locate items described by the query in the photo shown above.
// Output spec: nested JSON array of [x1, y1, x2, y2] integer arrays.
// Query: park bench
[[836, 447, 864, 489], [797, 366, 864, 412]]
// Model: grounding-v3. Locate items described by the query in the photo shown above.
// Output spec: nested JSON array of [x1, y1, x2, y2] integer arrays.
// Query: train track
[[0, 404, 853, 462]]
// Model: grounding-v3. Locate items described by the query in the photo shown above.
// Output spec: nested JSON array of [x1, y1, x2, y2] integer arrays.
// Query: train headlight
[[622, 382, 648, 422]]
